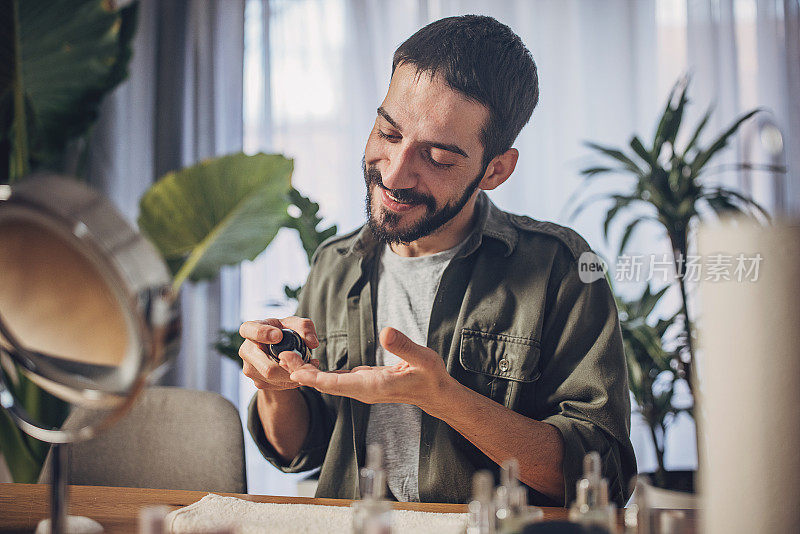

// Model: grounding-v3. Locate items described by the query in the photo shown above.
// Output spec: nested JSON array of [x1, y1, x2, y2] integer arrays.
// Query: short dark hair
[[392, 15, 539, 170]]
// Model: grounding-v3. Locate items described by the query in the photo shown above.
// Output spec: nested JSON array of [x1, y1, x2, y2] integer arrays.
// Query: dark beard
[[363, 158, 484, 245]]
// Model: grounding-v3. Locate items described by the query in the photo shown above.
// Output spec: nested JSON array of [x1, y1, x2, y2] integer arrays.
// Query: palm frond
[[580, 166, 616, 177], [602, 195, 638, 241], [583, 141, 645, 176], [652, 78, 684, 151], [640, 284, 671, 318], [567, 192, 636, 222], [618, 217, 649, 254], [683, 104, 714, 156], [702, 187, 771, 222], [630, 135, 653, 167], [659, 79, 690, 151], [690, 109, 761, 174]]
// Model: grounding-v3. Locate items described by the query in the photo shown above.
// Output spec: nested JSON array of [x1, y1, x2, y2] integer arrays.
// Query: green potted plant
[[574, 76, 778, 490], [614, 282, 688, 490]]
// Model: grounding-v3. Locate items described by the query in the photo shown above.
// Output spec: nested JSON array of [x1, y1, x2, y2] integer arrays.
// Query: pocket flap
[[459, 328, 541, 382]]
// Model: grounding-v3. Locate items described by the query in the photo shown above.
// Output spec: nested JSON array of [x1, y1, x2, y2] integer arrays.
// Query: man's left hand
[[278, 327, 453, 414]]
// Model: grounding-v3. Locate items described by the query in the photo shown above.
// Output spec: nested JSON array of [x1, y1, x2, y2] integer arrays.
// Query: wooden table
[[0, 483, 573, 533]]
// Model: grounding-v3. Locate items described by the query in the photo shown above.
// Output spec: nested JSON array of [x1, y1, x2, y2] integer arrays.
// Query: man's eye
[[423, 150, 453, 169], [377, 130, 400, 142]]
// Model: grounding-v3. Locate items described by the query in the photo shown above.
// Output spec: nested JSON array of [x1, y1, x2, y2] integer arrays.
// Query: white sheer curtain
[[241, 0, 800, 494]]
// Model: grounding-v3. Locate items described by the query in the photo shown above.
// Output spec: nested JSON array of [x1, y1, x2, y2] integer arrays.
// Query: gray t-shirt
[[365, 240, 464, 502]]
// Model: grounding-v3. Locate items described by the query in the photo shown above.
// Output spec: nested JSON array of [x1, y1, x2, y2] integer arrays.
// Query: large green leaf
[[1, 0, 137, 182], [138, 153, 293, 291]]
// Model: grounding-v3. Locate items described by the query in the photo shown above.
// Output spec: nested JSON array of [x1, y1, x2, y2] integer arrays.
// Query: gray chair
[[39, 387, 247, 493]]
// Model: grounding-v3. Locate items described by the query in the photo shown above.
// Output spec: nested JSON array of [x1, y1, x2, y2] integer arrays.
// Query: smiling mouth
[[386, 190, 410, 203], [379, 187, 420, 212]]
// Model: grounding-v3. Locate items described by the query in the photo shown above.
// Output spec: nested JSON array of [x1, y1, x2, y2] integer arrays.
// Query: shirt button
[[498, 358, 510, 372]]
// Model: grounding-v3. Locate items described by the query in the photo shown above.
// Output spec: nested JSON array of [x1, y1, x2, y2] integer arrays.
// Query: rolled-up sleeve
[[536, 251, 636, 507], [245, 248, 338, 473], [246, 386, 335, 473]]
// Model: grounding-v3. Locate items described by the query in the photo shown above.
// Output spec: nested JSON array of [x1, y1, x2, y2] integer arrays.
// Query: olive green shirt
[[248, 191, 636, 506]]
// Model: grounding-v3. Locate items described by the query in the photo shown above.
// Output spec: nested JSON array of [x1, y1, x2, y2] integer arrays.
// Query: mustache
[[364, 164, 435, 208]]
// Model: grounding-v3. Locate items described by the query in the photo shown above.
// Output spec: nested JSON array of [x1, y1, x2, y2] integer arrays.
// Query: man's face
[[364, 63, 490, 244]]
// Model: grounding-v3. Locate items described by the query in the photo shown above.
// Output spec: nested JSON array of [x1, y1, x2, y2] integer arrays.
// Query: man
[[239, 15, 635, 506]]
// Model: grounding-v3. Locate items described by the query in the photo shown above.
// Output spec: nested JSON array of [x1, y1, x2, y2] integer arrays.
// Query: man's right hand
[[240, 317, 320, 463], [238, 317, 321, 391]]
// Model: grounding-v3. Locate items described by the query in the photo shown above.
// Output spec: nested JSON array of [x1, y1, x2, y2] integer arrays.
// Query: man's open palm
[[279, 327, 451, 412]]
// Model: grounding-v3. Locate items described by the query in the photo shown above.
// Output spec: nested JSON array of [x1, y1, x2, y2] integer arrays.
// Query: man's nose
[[381, 144, 418, 190]]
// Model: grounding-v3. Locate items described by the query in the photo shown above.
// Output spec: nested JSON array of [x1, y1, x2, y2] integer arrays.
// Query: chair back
[[39, 387, 247, 493]]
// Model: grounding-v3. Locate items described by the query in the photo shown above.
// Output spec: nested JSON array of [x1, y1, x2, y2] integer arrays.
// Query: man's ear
[[479, 148, 519, 191]]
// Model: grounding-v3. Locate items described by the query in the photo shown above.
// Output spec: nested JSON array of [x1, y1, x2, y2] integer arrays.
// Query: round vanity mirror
[[0, 174, 180, 533]]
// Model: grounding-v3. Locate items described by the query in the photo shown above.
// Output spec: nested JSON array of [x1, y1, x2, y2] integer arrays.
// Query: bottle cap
[[268, 329, 311, 363]]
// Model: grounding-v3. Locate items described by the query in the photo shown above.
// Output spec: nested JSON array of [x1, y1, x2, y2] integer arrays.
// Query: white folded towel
[[165, 494, 469, 534]]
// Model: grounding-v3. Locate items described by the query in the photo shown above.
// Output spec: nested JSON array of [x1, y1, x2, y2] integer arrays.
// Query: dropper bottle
[[568, 452, 617, 533], [352, 444, 392, 534], [495, 459, 543, 533], [467, 470, 496, 534], [495, 459, 526, 526]]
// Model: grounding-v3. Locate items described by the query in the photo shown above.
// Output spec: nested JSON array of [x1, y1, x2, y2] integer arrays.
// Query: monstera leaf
[[1, 0, 138, 182], [138, 153, 293, 291]]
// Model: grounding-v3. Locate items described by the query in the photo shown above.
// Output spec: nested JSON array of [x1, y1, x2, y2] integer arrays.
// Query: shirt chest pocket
[[458, 328, 541, 411], [317, 332, 349, 371]]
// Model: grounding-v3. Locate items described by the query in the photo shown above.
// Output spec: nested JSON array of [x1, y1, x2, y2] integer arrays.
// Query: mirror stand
[[35, 444, 103, 534]]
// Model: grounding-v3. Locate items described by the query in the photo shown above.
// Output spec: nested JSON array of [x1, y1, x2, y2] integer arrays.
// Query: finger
[[239, 340, 273, 378], [288, 366, 333, 391], [240, 340, 292, 383], [279, 350, 306, 373], [379, 327, 433, 366], [239, 319, 284, 344], [243, 359, 296, 390], [280, 351, 320, 373], [280, 317, 320, 349], [290, 366, 376, 398]]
